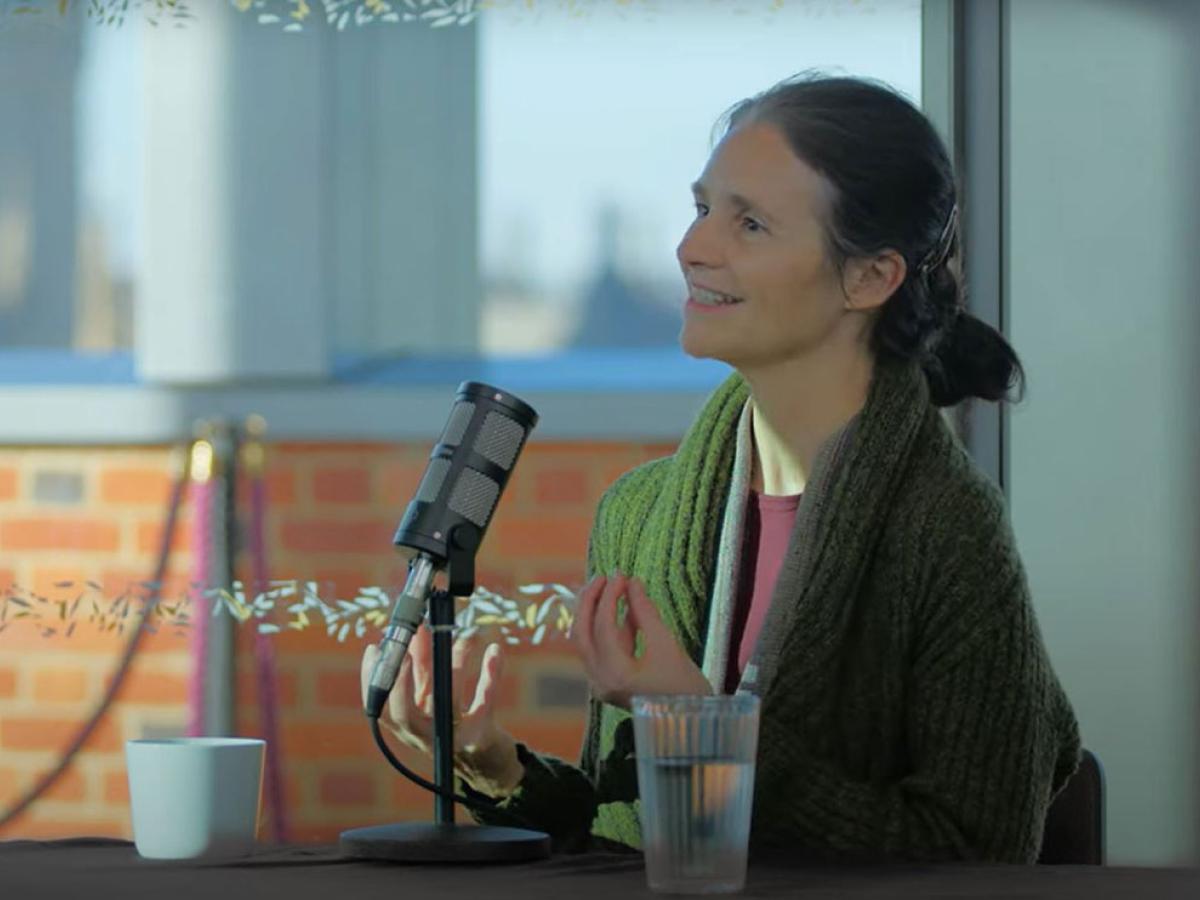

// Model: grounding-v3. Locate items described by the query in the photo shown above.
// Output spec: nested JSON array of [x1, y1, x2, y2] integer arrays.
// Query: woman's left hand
[[569, 571, 714, 711]]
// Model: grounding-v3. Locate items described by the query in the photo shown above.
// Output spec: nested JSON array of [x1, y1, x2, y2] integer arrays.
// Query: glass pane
[[477, 0, 922, 355], [0, 0, 921, 367], [0, 11, 137, 351]]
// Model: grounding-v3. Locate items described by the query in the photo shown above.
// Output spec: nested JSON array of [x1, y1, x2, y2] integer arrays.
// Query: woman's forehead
[[698, 123, 833, 224]]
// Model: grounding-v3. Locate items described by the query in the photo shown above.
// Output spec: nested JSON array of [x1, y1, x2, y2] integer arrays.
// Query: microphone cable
[[367, 714, 550, 835]]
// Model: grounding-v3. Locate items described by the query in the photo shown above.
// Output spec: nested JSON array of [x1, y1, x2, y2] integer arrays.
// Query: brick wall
[[0, 439, 675, 842]]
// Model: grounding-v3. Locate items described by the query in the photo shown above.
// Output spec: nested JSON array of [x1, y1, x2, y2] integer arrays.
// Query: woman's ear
[[843, 248, 906, 312]]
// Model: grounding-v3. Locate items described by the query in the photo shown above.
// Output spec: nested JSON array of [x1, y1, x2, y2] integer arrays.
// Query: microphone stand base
[[339, 822, 551, 863]]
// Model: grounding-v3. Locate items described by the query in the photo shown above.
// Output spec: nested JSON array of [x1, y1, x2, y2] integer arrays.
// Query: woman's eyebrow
[[690, 181, 780, 226]]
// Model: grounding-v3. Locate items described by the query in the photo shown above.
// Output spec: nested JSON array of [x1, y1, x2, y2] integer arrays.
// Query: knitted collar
[[699, 396, 859, 696], [649, 356, 933, 703]]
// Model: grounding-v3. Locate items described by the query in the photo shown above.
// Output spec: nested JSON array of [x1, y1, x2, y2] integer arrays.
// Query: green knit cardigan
[[465, 356, 1081, 863]]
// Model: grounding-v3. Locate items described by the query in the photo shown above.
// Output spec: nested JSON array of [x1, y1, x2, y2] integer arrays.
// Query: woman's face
[[676, 120, 858, 370]]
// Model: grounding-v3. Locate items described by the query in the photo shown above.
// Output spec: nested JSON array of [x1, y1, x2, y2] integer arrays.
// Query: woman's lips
[[685, 297, 744, 313]]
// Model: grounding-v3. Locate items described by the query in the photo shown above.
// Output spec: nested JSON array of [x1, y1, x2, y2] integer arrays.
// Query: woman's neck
[[744, 348, 874, 496]]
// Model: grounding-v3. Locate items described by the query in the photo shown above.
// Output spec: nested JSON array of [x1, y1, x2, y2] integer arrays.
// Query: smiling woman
[[680, 124, 844, 370], [374, 70, 1084, 864]]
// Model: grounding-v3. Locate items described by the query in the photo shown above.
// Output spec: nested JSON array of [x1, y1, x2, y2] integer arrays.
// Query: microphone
[[365, 382, 538, 719]]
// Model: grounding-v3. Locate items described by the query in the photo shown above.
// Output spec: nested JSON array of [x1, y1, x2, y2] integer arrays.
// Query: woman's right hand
[[359, 626, 523, 792]]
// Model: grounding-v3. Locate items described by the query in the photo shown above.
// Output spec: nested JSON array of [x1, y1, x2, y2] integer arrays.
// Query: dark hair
[[715, 71, 1024, 408]]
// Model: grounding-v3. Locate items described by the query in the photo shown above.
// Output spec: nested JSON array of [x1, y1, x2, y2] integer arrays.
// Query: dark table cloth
[[3, 838, 1198, 899]]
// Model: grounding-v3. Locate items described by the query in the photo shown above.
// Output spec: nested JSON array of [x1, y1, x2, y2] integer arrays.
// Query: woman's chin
[[681, 328, 737, 366], [680, 334, 709, 360], [681, 324, 724, 362]]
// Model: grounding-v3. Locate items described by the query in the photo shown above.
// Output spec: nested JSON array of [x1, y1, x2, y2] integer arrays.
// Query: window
[[0, 0, 926, 434], [0, 16, 133, 352]]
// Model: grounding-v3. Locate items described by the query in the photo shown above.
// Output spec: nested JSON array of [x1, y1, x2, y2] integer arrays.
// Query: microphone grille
[[448, 468, 502, 527], [473, 411, 527, 471], [440, 400, 476, 447], [414, 458, 452, 504]]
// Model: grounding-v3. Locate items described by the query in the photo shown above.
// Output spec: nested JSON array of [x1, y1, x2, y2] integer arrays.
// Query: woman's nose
[[676, 218, 721, 270]]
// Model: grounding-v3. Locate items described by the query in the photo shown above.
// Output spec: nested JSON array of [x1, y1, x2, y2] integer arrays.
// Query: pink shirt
[[724, 490, 802, 695]]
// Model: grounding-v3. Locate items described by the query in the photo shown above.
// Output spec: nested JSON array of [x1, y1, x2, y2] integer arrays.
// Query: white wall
[[1005, 0, 1200, 865], [135, 3, 479, 384]]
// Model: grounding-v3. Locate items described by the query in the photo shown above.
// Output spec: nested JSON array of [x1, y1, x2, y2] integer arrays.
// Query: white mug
[[125, 737, 265, 861]]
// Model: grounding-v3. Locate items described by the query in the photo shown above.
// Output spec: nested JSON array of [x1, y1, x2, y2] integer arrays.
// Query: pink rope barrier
[[185, 466, 215, 739], [249, 470, 288, 843]]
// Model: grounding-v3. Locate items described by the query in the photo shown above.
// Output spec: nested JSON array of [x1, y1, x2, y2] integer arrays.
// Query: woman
[[361, 71, 1081, 863]]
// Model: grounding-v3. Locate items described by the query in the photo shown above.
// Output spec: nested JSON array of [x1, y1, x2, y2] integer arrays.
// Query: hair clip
[[918, 203, 959, 276]]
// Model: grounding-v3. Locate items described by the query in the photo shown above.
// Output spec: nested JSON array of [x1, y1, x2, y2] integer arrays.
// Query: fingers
[[452, 632, 483, 714], [594, 573, 626, 637], [623, 577, 660, 641], [409, 627, 487, 721], [392, 654, 435, 748], [592, 572, 629, 658], [594, 575, 635, 665], [566, 576, 595, 641], [465, 642, 504, 718], [570, 574, 606, 672]]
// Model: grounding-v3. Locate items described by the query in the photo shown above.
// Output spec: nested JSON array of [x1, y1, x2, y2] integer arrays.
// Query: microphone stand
[[340, 524, 552, 862]]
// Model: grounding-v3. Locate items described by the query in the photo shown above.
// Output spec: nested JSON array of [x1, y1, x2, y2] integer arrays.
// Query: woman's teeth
[[691, 287, 744, 306]]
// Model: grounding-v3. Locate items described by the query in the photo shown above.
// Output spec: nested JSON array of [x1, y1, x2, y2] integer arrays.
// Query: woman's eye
[[691, 203, 763, 233]]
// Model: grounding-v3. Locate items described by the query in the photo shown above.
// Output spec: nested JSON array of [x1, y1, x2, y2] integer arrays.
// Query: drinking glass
[[631, 693, 761, 894]]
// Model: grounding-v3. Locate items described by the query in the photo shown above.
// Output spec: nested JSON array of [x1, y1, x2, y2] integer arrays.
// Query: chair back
[[1037, 748, 1105, 865]]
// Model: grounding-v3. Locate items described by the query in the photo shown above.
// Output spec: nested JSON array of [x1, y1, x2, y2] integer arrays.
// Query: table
[[2, 838, 1198, 899]]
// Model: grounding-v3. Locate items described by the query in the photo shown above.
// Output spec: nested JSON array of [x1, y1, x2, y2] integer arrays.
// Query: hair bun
[[923, 312, 1025, 407]]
